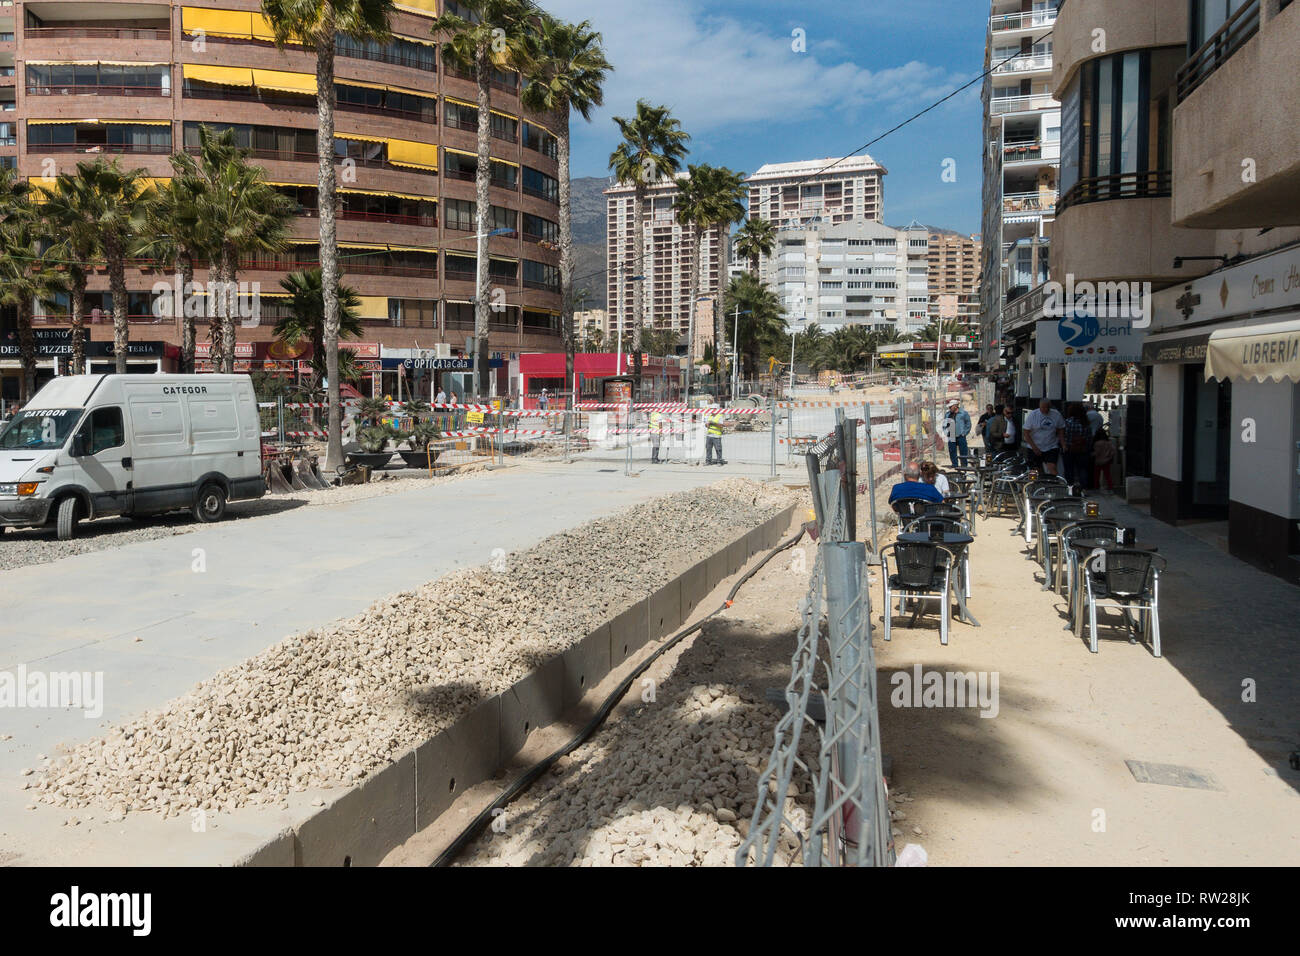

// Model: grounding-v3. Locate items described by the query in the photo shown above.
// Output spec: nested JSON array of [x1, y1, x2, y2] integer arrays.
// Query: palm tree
[[432, 0, 537, 400], [135, 174, 208, 372], [42, 170, 101, 375], [262, 0, 395, 469], [275, 268, 364, 384], [0, 212, 68, 401], [700, 166, 747, 388], [62, 159, 148, 374], [794, 322, 827, 372], [735, 217, 776, 277], [723, 273, 785, 384], [609, 100, 690, 397], [519, 14, 611, 406]]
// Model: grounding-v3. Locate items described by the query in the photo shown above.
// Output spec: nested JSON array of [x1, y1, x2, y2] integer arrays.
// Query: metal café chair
[[1031, 495, 1085, 562], [1037, 502, 1091, 589], [1023, 481, 1074, 544], [1079, 549, 1168, 657], [1058, 521, 1122, 618], [891, 497, 934, 528], [880, 540, 958, 646], [983, 464, 1028, 520]]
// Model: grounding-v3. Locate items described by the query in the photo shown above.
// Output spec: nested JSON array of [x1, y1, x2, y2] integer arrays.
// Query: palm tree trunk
[[686, 224, 700, 396], [220, 244, 237, 374], [631, 183, 645, 398], [749, 253, 759, 277], [208, 261, 225, 374], [18, 303, 36, 403], [316, 20, 344, 471], [473, 49, 492, 399], [179, 253, 195, 373], [557, 114, 575, 409], [107, 240, 130, 375], [70, 274, 86, 375]]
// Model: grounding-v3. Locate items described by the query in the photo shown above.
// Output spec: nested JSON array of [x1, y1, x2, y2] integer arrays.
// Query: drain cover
[[1125, 760, 1223, 791]]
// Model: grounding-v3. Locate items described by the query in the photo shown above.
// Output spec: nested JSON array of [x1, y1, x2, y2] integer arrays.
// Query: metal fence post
[[896, 396, 906, 469], [769, 395, 777, 478], [863, 404, 879, 550], [823, 541, 868, 863], [277, 396, 285, 444]]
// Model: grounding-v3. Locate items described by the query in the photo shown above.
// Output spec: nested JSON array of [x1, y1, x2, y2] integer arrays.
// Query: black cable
[[431, 522, 809, 867]]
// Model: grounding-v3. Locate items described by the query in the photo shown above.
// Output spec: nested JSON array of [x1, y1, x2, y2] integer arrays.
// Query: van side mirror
[[69, 433, 87, 458]]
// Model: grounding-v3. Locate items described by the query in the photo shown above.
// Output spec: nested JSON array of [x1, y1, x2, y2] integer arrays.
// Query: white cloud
[[542, 0, 964, 140]]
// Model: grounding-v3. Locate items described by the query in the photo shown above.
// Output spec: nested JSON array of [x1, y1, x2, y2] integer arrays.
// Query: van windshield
[[0, 408, 84, 450]]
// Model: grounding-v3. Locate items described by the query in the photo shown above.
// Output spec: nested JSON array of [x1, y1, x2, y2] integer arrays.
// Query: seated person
[[889, 461, 944, 504], [919, 460, 950, 497]]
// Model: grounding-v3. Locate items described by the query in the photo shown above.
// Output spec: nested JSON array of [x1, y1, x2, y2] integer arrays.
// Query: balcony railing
[[1058, 170, 1171, 213], [1177, 0, 1260, 102], [24, 26, 170, 41], [1002, 190, 1057, 215], [1003, 142, 1045, 162], [26, 84, 171, 97], [28, 142, 171, 154], [989, 10, 1057, 33], [993, 54, 1052, 75]]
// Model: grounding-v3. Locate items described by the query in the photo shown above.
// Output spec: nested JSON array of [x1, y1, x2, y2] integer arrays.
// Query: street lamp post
[[731, 306, 750, 403], [616, 269, 646, 377], [684, 294, 711, 408]]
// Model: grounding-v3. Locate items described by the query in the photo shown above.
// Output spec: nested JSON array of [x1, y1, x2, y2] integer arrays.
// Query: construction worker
[[650, 410, 664, 463], [705, 411, 726, 466]]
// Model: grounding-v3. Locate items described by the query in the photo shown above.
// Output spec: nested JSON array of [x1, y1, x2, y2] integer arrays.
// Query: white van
[[0, 374, 265, 539]]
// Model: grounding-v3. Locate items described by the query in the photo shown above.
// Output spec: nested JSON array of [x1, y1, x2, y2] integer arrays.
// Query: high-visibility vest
[[707, 415, 723, 437], [650, 412, 663, 433]]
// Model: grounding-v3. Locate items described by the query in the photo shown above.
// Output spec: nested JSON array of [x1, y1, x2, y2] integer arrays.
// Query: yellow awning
[[356, 296, 389, 318], [104, 119, 171, 126], [24, 60, 100, 65], [286, 238, 318, 245], [489, 108, 517, 123], [250, 13, 278, 42], [387, 138, 438, 171], [181, 8, 253, 39], [97, 61, 170, 67], [339, 187, 435, 202], [444, 147, 477, 159], [182, 64, 254, 87], [445, 95, 477, 110], [491, 157, 520, 169], [252, 69, 316, 95], [490, 256, 518, 264], [341, 243, 434, 253], [25, 119, 75, 126], [337, 79, 389, 92], [266, 181, 313, 189], [1205, 319, 1300, 384], [336, 131, 387, 144], [393, 0, 438, 15], [397, 33, 438, 47]]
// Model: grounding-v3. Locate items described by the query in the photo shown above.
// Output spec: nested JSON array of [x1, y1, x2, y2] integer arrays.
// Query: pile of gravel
[[31, 479, 795, 819]]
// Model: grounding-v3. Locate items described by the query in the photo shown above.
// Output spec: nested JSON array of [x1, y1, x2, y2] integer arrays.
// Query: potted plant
[[399, 421, 443, 468], [347, 424, 398, 469]]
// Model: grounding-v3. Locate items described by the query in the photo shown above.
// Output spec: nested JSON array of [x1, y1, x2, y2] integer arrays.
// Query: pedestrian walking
[[1062, 403, 1092, 486], [539, 387, 549, 411], [944, 399, 972, 467], [1023, 398, 1066, 476], [705, 411, 726, 465], [976, 403, 996, 452], [987, 406, 1009, 454], [1093, 428, 1117, 492]]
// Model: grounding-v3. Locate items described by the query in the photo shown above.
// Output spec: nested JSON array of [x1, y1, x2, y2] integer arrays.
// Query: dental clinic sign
[[1035, 313, 1146, 364]]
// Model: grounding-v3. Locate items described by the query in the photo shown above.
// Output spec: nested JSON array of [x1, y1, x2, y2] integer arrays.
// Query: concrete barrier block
[[726, 536, 748, 576], [647, 580, 681, 641], [681, 560, 709, 617], [498, 656, 565, 759], [296, 748, 417, 867], [415, 698, 501, 830], [609, 599, 649, 668], [706, 550, 729, 591], [235, 828, 296, 867], [562, 623, 611, 711]]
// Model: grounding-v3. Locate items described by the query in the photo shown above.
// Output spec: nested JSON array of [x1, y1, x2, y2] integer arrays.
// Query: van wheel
[[194, 484, 227, 523], [56, 497, 80, 541]]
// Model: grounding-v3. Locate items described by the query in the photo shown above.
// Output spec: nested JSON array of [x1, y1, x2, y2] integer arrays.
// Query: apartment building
[[604, 174, 722, 345], [978, 0, 1061, 370], [746, 156, 886, 230], [927, 231, 982, 333], [771, 220, 930, 334], [0, 0, 564, 401], [1048, 0, 1300, 583]]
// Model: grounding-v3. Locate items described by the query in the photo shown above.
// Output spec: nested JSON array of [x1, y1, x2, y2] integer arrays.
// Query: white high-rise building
[[978, 0, 1061, 369], [747, 156, 887, 229], [772, 220, 931, 334]]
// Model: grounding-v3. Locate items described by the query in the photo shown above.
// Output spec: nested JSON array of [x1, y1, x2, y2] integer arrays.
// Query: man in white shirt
[[1086, 402, 1104, 436], [1023, 398, 1066, 475], [435, 387, 447, 405]]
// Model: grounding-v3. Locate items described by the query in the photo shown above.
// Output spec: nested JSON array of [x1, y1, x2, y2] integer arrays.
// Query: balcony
[[988, 92, 1057, 115], [1058, 170, 1169, 214], [24, 26, 170, 41], [1177, 0, 1260, 102], [1173, 0, 1300, 228], [25, 84, 170, 97], [993, 54, 1053, 76], [1002, 190, 1056, 216], [28, 142, 171, 155], [990, 10, 1058, 34]]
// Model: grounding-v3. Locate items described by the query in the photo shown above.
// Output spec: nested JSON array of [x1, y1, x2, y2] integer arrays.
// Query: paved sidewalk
[[873, 495, 1300, 866]]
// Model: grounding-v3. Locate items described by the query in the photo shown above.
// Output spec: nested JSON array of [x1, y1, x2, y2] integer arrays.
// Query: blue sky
[[543, 0, 990, 235]]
